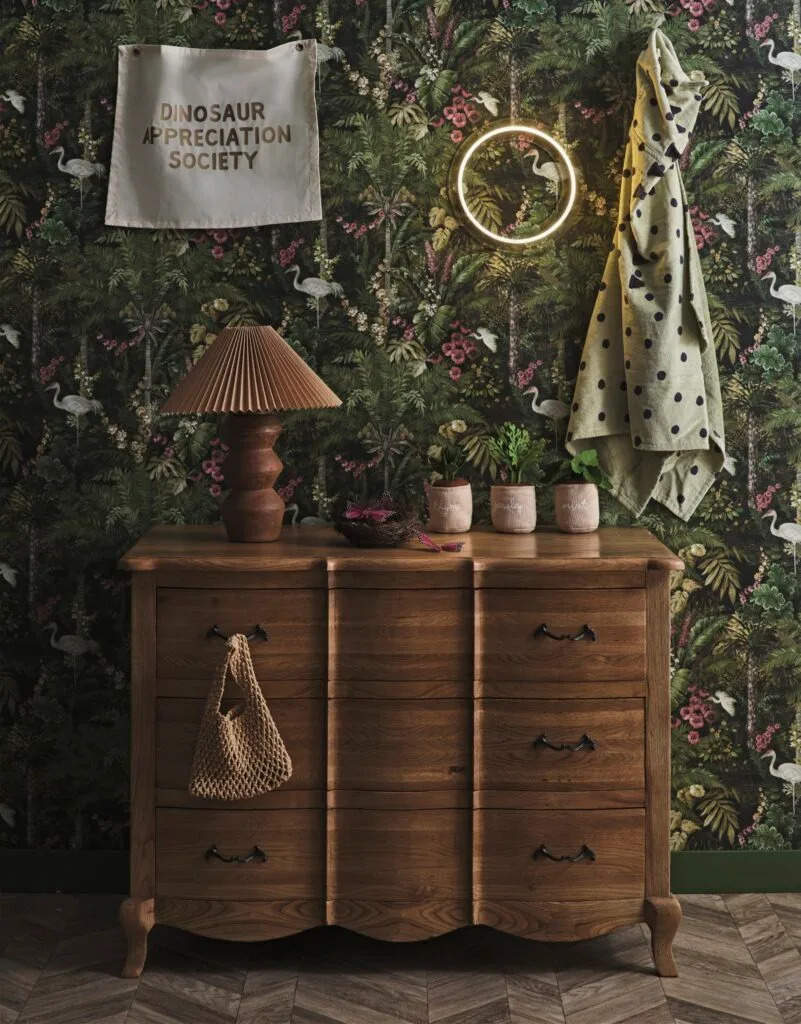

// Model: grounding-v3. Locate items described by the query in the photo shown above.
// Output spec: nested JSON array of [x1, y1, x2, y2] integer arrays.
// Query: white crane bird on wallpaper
[[760, 39, 801, 101], [285, 265, 344, 327], [46, 383, 103, 442], [472, 328, 498, 352], [524, 386, 569, 444], [0, 563, 17, 587], [529, 149, 561, 198], [0, 324, 20, 348], [761, 750, 801, 814], [2, 89, 25, 113], [475, 92, 500, 117], [710, 212, 736, 238], [709, 690, 736, 716], [762, 272, 801, 334], [762, 510, 801, 572], [49, 146, 106, 207]]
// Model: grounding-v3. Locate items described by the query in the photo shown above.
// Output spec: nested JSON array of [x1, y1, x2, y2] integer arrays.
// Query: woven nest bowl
[[335, 514, 418, 549]]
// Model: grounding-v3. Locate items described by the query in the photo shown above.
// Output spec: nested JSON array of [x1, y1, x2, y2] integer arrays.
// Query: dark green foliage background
[[1, 0, 800, 853]]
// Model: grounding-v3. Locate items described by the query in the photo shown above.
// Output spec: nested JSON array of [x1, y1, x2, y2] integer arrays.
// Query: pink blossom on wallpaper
[[213, 11, 226, 25], [687, 731, 701, 744], [449, 366, 462, 380], [278, 475, 302, 501], [755, 245, 781, 274], [755, 483, 781, 512], [209, 484, 222, 497], [755, 723, 781, 752], [751, 13, 780, 39], [450, 129, 463, 144], [211, 244, 225, 259]]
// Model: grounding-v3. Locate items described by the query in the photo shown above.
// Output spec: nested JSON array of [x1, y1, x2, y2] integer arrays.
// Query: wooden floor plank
[[660, 895, 783, 1024], [725, 895, 801, 1024]]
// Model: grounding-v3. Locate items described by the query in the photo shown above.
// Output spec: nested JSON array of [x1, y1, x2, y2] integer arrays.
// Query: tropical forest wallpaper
[[0, 0, 800, 859]]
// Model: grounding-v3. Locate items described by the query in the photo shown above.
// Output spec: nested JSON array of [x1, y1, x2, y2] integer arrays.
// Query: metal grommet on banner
[[133, 47, 141, 56], [295, 43, 303, 51]]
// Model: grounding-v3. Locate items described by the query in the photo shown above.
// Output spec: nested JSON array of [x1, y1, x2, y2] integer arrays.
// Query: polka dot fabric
[[566, 29, 725, 522]]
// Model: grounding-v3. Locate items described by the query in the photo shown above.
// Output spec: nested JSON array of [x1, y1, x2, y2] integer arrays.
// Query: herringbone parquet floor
[[2, 894, 800, 1024]]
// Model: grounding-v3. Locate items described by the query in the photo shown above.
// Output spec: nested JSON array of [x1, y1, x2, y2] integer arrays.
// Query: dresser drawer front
[[329, 809, 470, 901], [156, 809, 324, 900], [476, 698, 644, 792], [157, 588, 326, 680], [156, 698, 325, 801], [477, 589, 646, 681], [331, 589, 472, 681], [475, 809, 645, 901], [330, 699, 470, 791]]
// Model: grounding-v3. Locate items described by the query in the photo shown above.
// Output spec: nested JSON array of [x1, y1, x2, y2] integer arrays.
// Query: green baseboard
[[671, 851, 801, 893], [1, 850, 799, 895]]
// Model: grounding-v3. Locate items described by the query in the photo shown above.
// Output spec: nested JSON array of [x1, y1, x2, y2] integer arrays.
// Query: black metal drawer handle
[[205, 844, 267, 864], [532, 844, 596, 863], [533, 733, 598, 752], [206, 624, 269, 642], [534, 623, 597, 642]]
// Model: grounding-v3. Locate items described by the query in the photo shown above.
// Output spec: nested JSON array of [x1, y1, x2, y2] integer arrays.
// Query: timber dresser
[[118, 524, 683, 978]]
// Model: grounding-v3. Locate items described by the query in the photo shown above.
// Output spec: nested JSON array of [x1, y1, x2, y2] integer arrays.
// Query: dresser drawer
[[156, 808, 324, 900], [329, 809, 470, 901], [475, 809, 645, 901], [476, 699, 644, 792], [330, 589, 472, 681], [156, 698, 325, 804], [156, 588, 326, 681], [329, 699, 470, 791], [477, 589, 646, 681]]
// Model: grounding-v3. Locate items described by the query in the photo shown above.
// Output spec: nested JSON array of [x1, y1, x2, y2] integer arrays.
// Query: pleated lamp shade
[[161, 326, 341, 544], [161, 325, 341, 414]]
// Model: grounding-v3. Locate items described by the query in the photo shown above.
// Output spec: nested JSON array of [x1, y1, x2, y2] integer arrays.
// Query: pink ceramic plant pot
[[491, 484, 536, 534], [554, 482, 600, 533], [427, 480, 473, 534]]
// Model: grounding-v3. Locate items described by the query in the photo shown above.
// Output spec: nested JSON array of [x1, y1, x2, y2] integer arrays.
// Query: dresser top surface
[[119, 524, 682, 572]]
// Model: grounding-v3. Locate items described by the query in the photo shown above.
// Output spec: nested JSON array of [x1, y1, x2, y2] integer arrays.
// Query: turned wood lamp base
[[221, 413, 285, 543]]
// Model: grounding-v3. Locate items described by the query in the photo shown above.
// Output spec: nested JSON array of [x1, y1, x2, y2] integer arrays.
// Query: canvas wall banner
[[105, 41, 322, 229]]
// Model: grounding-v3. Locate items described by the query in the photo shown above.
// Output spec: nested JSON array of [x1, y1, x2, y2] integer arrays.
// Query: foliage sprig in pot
[[553, 449, 607, 533], [427, 420, 472, 534], [486, 423, 545, 534]]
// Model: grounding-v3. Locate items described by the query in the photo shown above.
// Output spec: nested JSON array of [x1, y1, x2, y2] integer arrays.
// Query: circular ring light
[[449, 119, 579, 249]]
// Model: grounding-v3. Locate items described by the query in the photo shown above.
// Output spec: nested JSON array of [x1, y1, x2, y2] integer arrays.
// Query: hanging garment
[[189, 633, 292, 801], [566, 28, 725, 521]]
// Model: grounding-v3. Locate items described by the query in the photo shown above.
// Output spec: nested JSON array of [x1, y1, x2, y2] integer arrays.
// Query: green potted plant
[[486, 423, 544, 533], [426, 420, 472, 534], [552, 449, 607, 533]]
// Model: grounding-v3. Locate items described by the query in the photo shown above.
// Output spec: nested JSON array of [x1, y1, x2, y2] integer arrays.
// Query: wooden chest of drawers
[[118, 525, 683, 978]]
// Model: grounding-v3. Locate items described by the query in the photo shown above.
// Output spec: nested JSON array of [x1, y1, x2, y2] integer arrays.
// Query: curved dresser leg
[[120, 897, 155, 978], [645, 896, 682, 977]]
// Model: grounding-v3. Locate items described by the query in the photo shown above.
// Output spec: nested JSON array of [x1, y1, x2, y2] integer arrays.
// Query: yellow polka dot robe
[[566, 29, 725, 521]]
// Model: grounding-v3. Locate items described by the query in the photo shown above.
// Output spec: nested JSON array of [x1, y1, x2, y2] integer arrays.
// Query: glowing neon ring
[[453, 122, 578, 247]]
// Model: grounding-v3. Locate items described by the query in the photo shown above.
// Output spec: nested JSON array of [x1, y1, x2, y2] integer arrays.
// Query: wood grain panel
[[330, 589, 472, 681], [646, 569, 671, 898], [329, 699, 470, 791], [331, 678, 470, 699], [130, 573, 156, 900], [474, 898, 645, 941], [155, 570, 326, 589], [478, 678, 646, 698], [477, 589, 646, 681], [121, 524, 683, 572], [328, 791, 470, 809], [475, 808, 645, 901], [156, 697, 324, 803], [156, 808, 324, 900], [156, 897, 324, 939], [475, 569, 645, 590], [476, 698, 644, 792], [329, 569, 472, 589], [326, 900, 470, 939], [328, 809, 470, 902], [475, 790, 644, 809], [156, 588, 326, 680], [156, 677, 320, 700]]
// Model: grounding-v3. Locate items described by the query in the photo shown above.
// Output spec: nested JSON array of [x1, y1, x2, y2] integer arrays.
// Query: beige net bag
[[189, 633, 293, 800]]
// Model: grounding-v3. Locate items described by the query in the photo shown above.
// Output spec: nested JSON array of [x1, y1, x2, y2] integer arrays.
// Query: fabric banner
[[105, 41, 322, 229]]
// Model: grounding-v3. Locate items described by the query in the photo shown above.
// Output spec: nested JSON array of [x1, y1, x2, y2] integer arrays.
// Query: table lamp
[[161, 325, 341, 542]]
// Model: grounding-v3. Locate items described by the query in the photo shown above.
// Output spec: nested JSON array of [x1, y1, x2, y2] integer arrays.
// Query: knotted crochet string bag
[[189, 633, 293, 800]]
